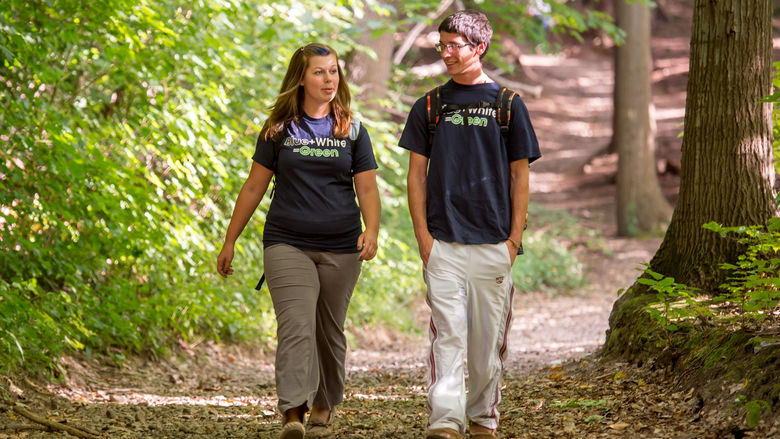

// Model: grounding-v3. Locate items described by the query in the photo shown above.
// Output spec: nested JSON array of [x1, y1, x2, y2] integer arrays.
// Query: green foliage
[[0, 0, 380, 374], [636, 265, 706, 345], [734, 395, 771, 429], [636, 219, 780, 347], [766, 61, 780, 179], [512, 203, 591, 294], [703, 219, 780, 327]]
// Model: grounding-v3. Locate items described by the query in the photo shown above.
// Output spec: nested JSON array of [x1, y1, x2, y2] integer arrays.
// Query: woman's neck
[[302, 101, 331, 119]]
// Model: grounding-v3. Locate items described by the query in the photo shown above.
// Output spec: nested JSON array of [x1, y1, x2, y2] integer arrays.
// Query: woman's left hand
[[357, 231, 378, 261]]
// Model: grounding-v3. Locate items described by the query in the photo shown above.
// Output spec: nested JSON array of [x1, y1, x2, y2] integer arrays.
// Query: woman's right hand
[[217, 243, 235, 278]]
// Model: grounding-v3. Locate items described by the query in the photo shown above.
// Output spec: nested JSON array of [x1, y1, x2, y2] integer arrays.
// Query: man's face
[[438, 31, 482, 77]]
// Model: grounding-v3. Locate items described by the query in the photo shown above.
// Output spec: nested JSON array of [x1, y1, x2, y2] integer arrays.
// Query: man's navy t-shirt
[[253, 114, 377, 252], [399, 80, 541, 245]]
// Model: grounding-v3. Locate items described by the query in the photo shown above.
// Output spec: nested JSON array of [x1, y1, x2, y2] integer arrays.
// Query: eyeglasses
[[434, 42, 473, 53]]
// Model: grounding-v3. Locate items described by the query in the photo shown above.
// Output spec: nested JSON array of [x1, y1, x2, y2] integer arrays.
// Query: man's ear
[[476, 42, 487, 56]]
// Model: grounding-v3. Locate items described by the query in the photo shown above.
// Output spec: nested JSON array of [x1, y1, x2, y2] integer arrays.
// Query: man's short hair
[[438, 10, 493, 59]]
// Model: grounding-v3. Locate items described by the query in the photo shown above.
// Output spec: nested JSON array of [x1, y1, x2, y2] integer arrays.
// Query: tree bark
[[347, 4, 394, 111], [606, 0, 777, 357], [648, 0, 776, 289], [614, 0, 673, 236]]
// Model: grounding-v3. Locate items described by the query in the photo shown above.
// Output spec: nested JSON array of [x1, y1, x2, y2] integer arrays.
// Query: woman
[[217, 43, 380, 439]]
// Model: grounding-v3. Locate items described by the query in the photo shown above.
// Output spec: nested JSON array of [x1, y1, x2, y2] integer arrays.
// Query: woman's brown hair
[[261, 43, 352, 140]]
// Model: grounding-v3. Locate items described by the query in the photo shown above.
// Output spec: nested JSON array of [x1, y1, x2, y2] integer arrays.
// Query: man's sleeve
[[507, 97, 542, 164], [398, 97, 431, 157]]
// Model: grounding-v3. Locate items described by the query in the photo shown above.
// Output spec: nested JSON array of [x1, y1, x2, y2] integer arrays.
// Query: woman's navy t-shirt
[[398, 80, 541, 245], [253, 114, 377, 252]]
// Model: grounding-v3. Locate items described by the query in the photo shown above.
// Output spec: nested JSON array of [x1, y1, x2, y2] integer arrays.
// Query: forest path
[[6, 3, 760, 438]]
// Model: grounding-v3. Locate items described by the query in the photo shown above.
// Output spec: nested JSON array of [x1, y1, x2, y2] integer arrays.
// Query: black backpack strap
[[271, 133, 282, 169], [496, 87, 528, 234], [425, 86, 441, 146], [268, 131, 284, 199], [496, 87, 517, 144]]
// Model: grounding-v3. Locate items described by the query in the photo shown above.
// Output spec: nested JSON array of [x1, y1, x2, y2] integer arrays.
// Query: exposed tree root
[[8, 404, 103, 439]]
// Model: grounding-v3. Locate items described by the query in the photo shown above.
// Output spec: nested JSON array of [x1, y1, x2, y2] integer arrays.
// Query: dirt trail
[[9, 3, 777, 438]]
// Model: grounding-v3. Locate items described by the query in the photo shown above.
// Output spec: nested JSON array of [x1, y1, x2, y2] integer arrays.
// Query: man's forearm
[[408, 173, 429, 239], [407, 152, 431, 240], [509, 159, 530, 242]]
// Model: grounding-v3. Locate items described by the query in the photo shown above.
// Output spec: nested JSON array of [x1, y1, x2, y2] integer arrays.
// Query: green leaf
[[745, 401, 763, 428]]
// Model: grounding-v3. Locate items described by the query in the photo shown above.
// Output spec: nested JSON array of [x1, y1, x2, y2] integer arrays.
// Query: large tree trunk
[[648, 0, 776, 289], [346, 5, 394, 111], [606, 0, 776, 355], [614, 0, 672, 236]]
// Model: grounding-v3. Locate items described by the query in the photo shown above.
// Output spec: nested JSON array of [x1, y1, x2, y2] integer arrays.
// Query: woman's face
[[300, 54, 339, 106]]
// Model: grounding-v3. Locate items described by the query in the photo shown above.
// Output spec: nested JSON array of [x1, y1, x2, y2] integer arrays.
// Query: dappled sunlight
[[47, 385, 276, 409], [348, 390, 422, 402], [529, 172, 567, 194], [652, 58, 689, 82], [654, 106, 685, 121], [520, 53, 567, 67], [508, 294, 612, 369]]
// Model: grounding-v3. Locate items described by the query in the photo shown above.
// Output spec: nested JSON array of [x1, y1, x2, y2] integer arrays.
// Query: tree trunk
[[606, 0, 776, 357], [347, 5, 394, 111], [614, 0, 672, 236], [648, 0, 776, 289]]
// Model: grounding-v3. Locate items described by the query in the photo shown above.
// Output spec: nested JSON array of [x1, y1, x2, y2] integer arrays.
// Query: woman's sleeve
[[252, 133, 276, 170], [352, 125, 378, 174]]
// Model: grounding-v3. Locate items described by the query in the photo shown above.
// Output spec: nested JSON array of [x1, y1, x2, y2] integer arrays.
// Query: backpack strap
[[349, 118, 361, 141], [427, 86, 514, 146], [495, 87, 529, 234], [496, 87, 517, 144], [495, 87, 529, 238], [348, 118, 362, 175], [267, 130, 286, 199], [425, 86, 441, 146]]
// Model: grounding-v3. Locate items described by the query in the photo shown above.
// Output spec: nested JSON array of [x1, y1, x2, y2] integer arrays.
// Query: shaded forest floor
[[2, 2, 778, 438]]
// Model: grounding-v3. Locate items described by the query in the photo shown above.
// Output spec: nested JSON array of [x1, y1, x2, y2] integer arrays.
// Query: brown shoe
[[306, 409, 335, 439], [426, 427, 464, 439], [279, 421, 304, 439], [468, 422, 499, 439]]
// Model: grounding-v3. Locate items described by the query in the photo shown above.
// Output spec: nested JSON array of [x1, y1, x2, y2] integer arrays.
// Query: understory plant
[[636, 218, 780, 347], [704, 219, 780, 327]]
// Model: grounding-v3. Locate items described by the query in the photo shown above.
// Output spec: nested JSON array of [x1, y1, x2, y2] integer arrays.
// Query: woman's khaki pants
[[263, 244, 362, 420]]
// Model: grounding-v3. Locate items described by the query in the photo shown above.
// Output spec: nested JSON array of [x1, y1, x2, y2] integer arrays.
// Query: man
[[398, 10, 541, 439]]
